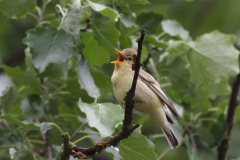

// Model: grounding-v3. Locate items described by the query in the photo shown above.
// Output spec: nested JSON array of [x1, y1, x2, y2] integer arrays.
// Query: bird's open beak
[[111, 49, 125, 64]]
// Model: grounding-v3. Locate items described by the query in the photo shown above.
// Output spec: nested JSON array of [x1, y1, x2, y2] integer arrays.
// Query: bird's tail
[[161, 126, 179, 149]]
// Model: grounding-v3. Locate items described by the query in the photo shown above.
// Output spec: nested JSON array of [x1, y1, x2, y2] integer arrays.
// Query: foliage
[[0, 0, 240, 159]]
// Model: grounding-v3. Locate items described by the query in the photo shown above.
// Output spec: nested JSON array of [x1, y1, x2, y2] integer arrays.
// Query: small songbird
[[111, 48, 181, 149]]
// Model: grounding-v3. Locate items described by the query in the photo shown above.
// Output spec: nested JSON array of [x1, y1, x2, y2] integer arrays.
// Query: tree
[[0, 0, 240, 160]]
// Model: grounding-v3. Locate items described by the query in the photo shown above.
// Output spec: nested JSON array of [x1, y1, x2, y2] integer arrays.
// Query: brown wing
[[139, 69, 181, 120]]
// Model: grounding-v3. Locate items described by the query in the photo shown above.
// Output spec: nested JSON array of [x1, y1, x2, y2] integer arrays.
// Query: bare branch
[[217, 73, 240, 160]]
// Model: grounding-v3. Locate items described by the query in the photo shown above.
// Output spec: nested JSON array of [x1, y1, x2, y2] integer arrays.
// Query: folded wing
[[139, 69, 181, 120]]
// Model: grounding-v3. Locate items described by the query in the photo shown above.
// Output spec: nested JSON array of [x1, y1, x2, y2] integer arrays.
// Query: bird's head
[[111, 48, 137, 69]]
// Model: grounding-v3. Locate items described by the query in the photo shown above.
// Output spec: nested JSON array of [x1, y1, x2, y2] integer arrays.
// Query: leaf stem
[[157, 147, 171, 160], [151, 134, 165, 139], [158, 31, 167, 39], [161, 82, 171, 88], [79, 131, 100, 135], [27, 12, 39, 21], [30, 139, 45, 145], [199, 118, 217, 122], [43, 13, 56, 19], [73, 136, 91, 144], [56, 4, 68, 30], [53, 114, 78, 119], [48, 122, 64, 134], [194, 108, 219, 120], [71, 121, 88, 140]]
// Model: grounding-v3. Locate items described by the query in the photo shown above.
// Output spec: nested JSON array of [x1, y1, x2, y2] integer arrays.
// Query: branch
[[57, 29, 146, 159], [217, 73, 240, 160], [37, 116, 53, 160], [185, 127, 198, 152], [57, 133, 75, 160], [123, 29, 145, 128], [46, 130, 53, 159]]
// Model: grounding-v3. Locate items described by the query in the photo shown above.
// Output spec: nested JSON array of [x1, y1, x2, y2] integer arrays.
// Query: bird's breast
[[111, 68, 161, 115], [111, 68, 134, 105]]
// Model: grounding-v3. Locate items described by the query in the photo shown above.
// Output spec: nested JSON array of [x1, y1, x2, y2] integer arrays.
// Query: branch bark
[[217, 73, 240, 160], [57, 29, 146, 159]]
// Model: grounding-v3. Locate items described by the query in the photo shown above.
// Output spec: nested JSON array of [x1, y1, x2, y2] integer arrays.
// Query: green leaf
[[68, 0, 81, 10], [58, 103, 82, 130], [1, 66, 25, 84], [187, 31, 239, 86], [1, 65, 42, 95], [1, 114, 39, 131], [81, 31, 110, 67], [119, 34, 132, 48], [0, 130, 25, 149], [120, 0, 149, 4], [192, 87, 211, 113], [158, 55, 190, 90], [196, 126, 214, 146], [77, 58, 101, 98], [161, 20, 191, 41], [205, 78, 231, 99], [0, 0, 36, 19], [92, 13, 120, 54], [210, 114, 227, 147], [23, 26, 75, 73], [136, 12, 164, 34], [38, 62, 71, 79], [196, 115, 227, 147], [0, 130, 37, 160], [0, 87, 21, 113], [87, 0, 118, 19], [62, 9, 84, 41], [40, 123, 53, 133], [218, 100, 229, 115], [90, 68, 115, 102], [20, 95, 44, 121], [145, 35, 168, 49], [0, 113, 52, 133], [120, 15, 135, 28], [118, 127, 157, 160], [78, 99, 124, 138]]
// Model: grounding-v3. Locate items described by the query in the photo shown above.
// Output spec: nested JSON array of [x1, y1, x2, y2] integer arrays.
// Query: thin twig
[[122, 29, 145, 128], [217, 73, 240, 160], [43, 116, 53, 160], [185, 127, 198, 152], [46, 130, 53, 160]]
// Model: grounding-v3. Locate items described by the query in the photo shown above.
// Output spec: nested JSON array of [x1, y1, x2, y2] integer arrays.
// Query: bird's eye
[[128, 58, 132, 61]]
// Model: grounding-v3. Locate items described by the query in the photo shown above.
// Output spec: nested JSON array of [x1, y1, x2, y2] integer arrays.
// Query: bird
[[111, 48, 181, 149]]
